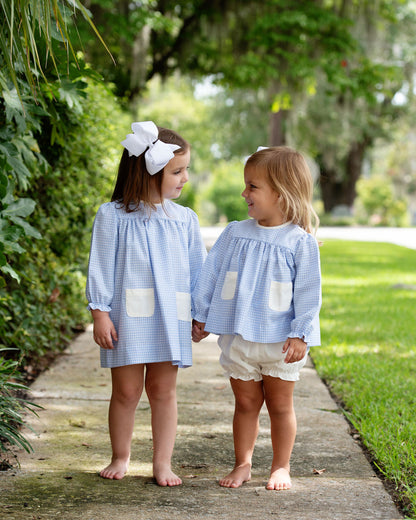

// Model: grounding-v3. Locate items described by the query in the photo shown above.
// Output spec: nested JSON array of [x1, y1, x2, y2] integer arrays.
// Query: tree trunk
[[319, 139, 370, 213], [269, 110, 288, 146], [129, 25, 151, 113]]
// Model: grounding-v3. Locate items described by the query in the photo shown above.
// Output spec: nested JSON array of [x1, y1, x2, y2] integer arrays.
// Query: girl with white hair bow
[[86, 121, 206, 486]]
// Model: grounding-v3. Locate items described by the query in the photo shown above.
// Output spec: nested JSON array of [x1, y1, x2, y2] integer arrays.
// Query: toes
[[154, 470, 182, 487], [99, 460, 128, 480], [267, 468, 292, 491], [219, 478, 239, 488]]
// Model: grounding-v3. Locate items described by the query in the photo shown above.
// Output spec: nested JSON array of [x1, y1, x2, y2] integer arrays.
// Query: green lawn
[[311, 239, 416, 519]]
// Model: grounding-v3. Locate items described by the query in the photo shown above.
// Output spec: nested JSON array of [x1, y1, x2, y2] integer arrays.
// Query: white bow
[[121, 121, 181, 175], [244, 146, 269, 164]]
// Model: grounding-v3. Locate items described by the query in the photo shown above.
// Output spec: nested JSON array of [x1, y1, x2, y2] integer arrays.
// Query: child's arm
[[86, 203, 118, 343], [283, 337, 307, 363], [192, 320, 209, 343], [91, 309, 118, 349], [192, 222, 236, 326], [290, 234, 322, 346], [188, 210, 208, 293]]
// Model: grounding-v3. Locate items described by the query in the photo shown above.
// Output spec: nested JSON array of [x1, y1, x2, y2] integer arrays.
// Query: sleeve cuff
[[87, 303, 112, 313], [192, 313, 207, 323], [288, 332, 308, 343]]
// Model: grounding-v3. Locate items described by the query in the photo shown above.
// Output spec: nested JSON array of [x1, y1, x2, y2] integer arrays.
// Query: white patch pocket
[[176, 292, 191, 322], [269, 281, 292, 312], [221, 271, 238, 300], [126, 288, 155, 317]]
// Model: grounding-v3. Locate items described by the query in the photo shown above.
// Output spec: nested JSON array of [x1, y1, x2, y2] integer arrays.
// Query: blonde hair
[[245, 146, 319, 235]]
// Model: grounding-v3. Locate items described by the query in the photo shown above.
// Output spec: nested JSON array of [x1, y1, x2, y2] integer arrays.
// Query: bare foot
[[219, 463, 251, 488], [100, 457, 129, 480], [153, 463, 182, 487], [266, 467, 292, 490]]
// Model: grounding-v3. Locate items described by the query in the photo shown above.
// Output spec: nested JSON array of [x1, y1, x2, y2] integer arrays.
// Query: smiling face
[[242, 165, 284, 226], [150, 149, 190, 202]]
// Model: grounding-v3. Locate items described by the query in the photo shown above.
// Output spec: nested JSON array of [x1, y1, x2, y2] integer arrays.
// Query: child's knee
[[265, 395, 294, 416], [112, 385, 142, 406], [146, 381, 176, 403], [235, 393, 264, 414]]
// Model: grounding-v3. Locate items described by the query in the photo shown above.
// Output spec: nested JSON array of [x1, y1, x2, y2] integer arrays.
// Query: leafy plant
[[0, 75, 127, 357], [0, 0, 127, 463], [0, 351, 42, 456], [355, 175, 409, 226], [0, 0, 111, 104], [205, 160, 248, 223]]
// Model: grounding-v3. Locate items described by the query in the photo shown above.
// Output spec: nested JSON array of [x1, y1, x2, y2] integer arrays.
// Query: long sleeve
[[188, 209, 207, 294], [192, 223, 235, 322], [289, 233, 321, 344], [86, 203, 118, 312]]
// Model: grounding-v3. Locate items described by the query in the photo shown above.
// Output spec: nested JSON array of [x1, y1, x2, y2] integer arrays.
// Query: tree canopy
[[72, 0, 416, 212]]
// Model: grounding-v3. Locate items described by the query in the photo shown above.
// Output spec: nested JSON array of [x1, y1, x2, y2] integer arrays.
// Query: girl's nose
[[241, 187, 247, 198], [182, 169, 189, 183]]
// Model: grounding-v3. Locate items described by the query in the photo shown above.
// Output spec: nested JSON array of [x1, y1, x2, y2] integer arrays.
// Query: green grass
[[311, 240, 416, 519]]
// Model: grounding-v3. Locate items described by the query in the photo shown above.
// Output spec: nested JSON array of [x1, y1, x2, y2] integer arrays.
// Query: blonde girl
[[192, 146, 321, 490], [87, 121, 206, 485]]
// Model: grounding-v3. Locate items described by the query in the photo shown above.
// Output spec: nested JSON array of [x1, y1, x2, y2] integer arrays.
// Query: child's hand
[[192, 320, 209, 342], [283, 337, 307, 363], [91, 310, 118, 349]]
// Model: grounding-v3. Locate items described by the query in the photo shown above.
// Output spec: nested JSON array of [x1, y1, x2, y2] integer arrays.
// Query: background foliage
[[0, 0, 127, 459], [2, 77, 128, 363]]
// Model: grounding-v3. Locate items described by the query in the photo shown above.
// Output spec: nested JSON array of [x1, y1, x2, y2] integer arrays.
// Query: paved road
[[317, 226, 416, 250], [201, 226, 416, 250]]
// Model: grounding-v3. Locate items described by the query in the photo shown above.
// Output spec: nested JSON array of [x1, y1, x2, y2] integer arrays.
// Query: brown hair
[[111, 127, 190, 212], [245, 146, 319, 234]]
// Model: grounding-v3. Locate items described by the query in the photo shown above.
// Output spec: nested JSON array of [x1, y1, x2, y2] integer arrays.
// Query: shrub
[[0, 61, 128, 461], [0, 351, 42, 461], [1, 76, 126, 362], [355, 176, 409, 226], [205, 160, 248, 223]]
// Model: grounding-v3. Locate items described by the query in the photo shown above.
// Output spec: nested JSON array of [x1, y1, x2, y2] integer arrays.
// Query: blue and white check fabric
[[193, 219, 321, 346], [86, 200, 207, 368]]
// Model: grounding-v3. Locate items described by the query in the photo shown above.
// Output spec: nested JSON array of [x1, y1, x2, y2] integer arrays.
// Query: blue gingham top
[[193, 219, 321, 345], [86, 200, 207, 368]]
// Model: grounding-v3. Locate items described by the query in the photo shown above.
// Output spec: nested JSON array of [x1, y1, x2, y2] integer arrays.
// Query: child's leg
[[101, 364, 145, 479], [262, 376, 296, 490], [220, 378, 264, 488], [145, 362, 181, 487]]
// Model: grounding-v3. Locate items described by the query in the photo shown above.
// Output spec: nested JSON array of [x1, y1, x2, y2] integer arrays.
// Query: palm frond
[[0, 0, 113, 103]]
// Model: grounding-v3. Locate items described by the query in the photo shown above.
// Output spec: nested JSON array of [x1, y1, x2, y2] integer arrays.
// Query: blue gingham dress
[[193, 219, 321, 346], [86, 200, 207, 368]]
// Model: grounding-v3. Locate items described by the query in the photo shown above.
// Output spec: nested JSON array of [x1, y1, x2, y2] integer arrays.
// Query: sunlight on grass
[[311, 240, 416, 518]]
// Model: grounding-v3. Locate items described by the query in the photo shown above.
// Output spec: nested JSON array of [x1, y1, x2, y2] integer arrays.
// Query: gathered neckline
[[255, 220, 292, 230]]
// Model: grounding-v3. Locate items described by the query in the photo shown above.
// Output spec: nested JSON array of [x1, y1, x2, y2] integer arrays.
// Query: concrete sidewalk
[[0, 329, 403, 519]]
